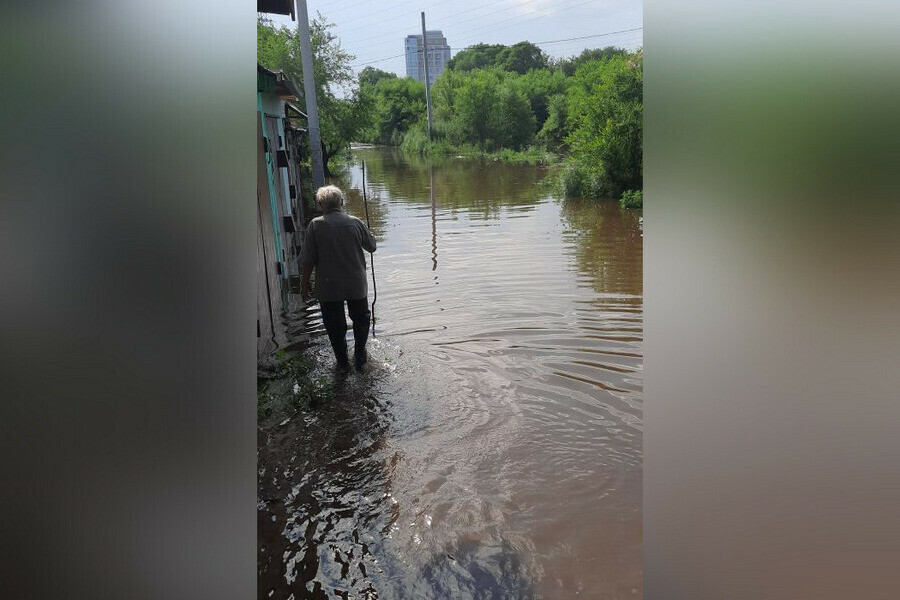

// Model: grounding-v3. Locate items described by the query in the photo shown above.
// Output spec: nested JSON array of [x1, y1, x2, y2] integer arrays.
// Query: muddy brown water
[[258, 147, 642, 599]]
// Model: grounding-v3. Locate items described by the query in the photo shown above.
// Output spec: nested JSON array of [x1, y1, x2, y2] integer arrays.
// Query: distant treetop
[[553, 46, 628, 76], [358, 67, 398, 87], [448, 42, 548, 75]]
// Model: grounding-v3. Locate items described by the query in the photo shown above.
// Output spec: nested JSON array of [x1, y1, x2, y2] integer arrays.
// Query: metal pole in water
[[361, 161, 377, 336], [421, 11, 434, 140]]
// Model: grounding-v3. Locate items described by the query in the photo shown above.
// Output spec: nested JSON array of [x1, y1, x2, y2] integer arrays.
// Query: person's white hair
[[316, 185, 345, 211]]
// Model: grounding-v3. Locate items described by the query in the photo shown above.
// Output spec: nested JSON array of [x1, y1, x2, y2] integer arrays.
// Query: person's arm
[[360, 221, 377, 253], [298, 222, 317, 301]]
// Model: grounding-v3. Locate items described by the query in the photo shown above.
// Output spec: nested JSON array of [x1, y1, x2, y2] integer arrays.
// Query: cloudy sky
[[263, 0, 643, 77]]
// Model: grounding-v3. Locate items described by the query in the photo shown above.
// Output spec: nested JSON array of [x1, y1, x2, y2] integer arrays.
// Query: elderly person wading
[[299, 185, 377, 370]]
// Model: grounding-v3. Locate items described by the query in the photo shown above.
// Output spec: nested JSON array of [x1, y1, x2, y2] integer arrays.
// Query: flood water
[[258, 147, 643, 599]]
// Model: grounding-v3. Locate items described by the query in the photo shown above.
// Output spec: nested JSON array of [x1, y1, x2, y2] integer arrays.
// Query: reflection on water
[[259, 147, 642, 599]]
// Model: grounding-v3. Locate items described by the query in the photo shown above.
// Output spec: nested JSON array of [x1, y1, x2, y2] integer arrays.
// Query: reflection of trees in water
[[352, 147, 547, 221], [559, 198, 643, 296], [328, 166, 390, 242]]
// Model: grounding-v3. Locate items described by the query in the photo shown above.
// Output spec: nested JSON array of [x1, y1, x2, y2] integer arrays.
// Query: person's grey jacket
[[299, 208, 377, 301]]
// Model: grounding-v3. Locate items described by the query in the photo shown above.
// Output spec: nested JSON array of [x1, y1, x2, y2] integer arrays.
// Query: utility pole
[[420, 11, 434, 140], [296, 0, 325, 189]]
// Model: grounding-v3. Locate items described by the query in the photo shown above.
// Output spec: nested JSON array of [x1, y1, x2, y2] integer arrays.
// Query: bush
[[399, 124, 429, 154], [561, 164, 601, 197], [399, 125, 467, 156], [620, 189, 643, 209], [496, 146, 553, 165], [565, 53, 642, 197]]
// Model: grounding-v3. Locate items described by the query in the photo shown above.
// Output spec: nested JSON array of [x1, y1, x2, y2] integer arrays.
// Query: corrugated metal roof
[[257, 0, 294, 20], [257, 64, 302, 101], [285, 102, 307, 120]]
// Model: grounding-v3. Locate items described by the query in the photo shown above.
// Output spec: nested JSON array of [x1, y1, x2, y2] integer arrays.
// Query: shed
[[257, 63, 308, 357]]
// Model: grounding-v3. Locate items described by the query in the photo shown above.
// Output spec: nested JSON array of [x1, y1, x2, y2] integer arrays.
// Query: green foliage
[[538, 92, 569, 151], [564, 51, 643, 197], [500, 41, 549, 74], [448, 41, 548, 74], [454, 68, 502, 147], [560, 163, 602, 197], [519, 68, 569, 129], [257, 15, 370, 174], [398, 123, 429, 154], [447, 43, 506, 71], [430, 68, 463, 123], [358, 66, 398, 87], [427, 68, 536, 150], [495, 146, 553, 165], [554, 46, 628, 77], [399, 124, 465, 156], [258, 351, 336, 421], [356, 42, 642, 200], [620, 189, 643, 209], [257, 15, 354, 101], [359, 76, 426, 145], [496, 79, 536, 150]]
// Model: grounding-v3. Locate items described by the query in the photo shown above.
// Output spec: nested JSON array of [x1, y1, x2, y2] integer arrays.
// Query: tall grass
[[401, 125, 554, 164]]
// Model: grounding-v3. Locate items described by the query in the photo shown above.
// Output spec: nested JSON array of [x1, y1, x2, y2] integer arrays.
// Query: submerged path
[[258, 148, 643, 599]]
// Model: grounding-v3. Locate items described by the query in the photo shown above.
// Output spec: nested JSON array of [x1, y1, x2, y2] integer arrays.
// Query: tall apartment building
[[404, 30, 451, 84]]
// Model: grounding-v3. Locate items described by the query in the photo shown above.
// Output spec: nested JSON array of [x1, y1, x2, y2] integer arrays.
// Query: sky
[[263, 0, 643, 78]]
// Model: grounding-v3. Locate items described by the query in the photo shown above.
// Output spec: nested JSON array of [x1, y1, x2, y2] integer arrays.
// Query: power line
[[428, 0, 533, 33], [451, 0, 602, 46], [336, 0, 424, 28], [321, 0, 449, 39], [342, 0, 636, 69], [345, 0, 599, 56], [350, 27, 643, 68], [339, 0, 517, 34], [347, 0, 529, 47], [309, 0, 372, 15], [352, 52, 406, 68], [532, 28, 644, 46]]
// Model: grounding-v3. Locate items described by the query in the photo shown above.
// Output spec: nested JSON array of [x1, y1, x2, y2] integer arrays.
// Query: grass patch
[[257, 350, 336, 422]]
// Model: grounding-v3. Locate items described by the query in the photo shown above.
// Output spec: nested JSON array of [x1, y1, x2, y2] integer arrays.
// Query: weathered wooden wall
[[257, 118, 282, 358]]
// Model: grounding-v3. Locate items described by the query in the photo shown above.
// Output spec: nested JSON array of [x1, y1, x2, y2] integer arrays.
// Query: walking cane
[[361, 161, 377, 337]]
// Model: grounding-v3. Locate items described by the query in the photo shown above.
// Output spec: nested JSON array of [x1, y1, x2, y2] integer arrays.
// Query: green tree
[[499, 42, 548, 74], [538, 92, 569, 150], [449, 42, 548, 74], [554, 46, 627, 76], [565, 52, 643, 196], [358, 67, 397, 87], [371, 77, 426, 145], [257, 15, 365, 175], [519, 68, 569, 129], [447, 43, 506, 71], [430, 68, 463, 122], [496, 79, 536, 150], [430, 69, 469, 144], [454, 69, 503, 147]]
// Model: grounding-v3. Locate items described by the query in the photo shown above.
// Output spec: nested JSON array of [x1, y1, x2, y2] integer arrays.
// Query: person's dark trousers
[[319, 298, 370, 367]]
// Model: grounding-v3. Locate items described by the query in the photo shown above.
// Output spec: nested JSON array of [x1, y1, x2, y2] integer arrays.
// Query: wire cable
[[347, 0, 525, 46], [351, 27, 642, 68], [450, 0, 602, 46]]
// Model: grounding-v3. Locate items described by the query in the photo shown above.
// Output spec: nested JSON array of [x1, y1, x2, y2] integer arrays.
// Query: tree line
[[257, 16, 642, 205]]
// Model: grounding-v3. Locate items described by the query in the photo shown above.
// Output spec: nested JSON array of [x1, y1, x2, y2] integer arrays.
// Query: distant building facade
[[404, 30, 451, 84]]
